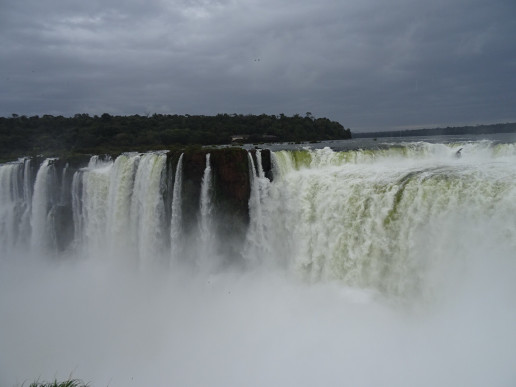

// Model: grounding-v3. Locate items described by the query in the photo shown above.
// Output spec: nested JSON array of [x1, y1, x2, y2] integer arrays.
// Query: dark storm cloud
[[1, 0, 515, 130]]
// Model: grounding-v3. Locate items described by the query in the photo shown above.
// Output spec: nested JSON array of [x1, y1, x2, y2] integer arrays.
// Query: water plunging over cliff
[[170, 153, 184, 262], [1, 143, 515, 292], [1, 140, 516, 387]]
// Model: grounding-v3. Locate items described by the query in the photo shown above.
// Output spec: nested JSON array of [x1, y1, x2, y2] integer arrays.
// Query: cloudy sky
[[1, 0, 515, 131]]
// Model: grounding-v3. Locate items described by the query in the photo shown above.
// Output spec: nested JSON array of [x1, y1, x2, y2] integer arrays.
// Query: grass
[[27, 378, 89, 387]]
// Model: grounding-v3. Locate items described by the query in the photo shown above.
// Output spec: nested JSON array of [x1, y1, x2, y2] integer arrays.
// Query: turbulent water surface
[[1, 134, 516, 386]]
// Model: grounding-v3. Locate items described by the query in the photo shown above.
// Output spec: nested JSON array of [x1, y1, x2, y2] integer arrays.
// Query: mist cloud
[[1, 251, 515, 387]]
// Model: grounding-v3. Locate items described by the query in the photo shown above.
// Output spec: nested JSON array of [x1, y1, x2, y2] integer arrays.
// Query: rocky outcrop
[[178, 148, 271, 260]]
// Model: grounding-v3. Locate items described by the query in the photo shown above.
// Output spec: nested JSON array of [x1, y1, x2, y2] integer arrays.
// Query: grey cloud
[[1, 0, 515, 131]]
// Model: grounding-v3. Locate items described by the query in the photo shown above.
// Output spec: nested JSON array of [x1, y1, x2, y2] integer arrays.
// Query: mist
[[2, 232, 516, 386]]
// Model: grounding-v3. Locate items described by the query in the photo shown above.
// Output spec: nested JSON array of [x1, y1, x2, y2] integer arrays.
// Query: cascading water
[[30, 158, 58, 252], [20, 158, 33, 241], [59, 163, 69, 204], [170, 153, 184, 262], [79, 156, 114, 255], [255, 145, 516, 296], [130, 152, 167, 264], [198, 153, 214, 267], [71, 169, 84, 245], [245, 150, 272, 263], [0, 160, 27, 254], [104, 153, 140, 257], [1, 143, 515, 282], [1, 143, 515, 285], [22, 158, 33, 204], [1, 138, 516, 387], [73, 152, 168, 264]]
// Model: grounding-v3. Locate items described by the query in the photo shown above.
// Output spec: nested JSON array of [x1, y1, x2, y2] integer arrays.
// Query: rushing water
[[245, 150, 271, 263], [170, 153, 184, 262], [198, 153, 214, 269], [1, 134, 516, 386]]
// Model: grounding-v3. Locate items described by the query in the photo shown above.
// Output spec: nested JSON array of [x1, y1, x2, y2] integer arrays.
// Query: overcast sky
[[1, 0, 515, 131]]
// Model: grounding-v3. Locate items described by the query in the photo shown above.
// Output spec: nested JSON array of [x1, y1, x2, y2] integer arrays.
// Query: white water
[[30, 159, 58, 252], [198, 153, 215, 268], [71, 170, 84, 245], [170, 153, 184, 262], [0, 160, 24, 254], [261, 145, 516, 298], [245, 150, 272, 263], [20, 158, 33, 242], [1, 141, 516, 387], [130, 153, 167, 265], [105, 153, 140, 258], [79, 156, 114, 256], [74, 153, 168, 264]]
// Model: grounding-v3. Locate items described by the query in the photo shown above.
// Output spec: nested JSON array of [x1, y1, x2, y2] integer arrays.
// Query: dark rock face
[[53, 204, 74, 252], [179, 148, 258, 226], [211, 149, 251, 220], [178, 148, 253, 261], [211, 149, 251, 260]]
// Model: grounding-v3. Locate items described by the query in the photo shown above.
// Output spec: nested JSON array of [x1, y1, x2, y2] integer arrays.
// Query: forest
[[0, 113, 351, 161], [353, 122, 516, 138]]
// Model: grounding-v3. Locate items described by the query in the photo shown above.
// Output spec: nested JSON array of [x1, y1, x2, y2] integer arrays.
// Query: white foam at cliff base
[[1, 252, 515, 387]]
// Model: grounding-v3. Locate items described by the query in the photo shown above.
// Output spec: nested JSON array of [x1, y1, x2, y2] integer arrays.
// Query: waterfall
[[0, 158, 35, 254], [2, 139, 516, 387], [71, 170, 84, 246], [257, 146, 516, 296], [23, 158, 33, 204], [75, 152, 168, 263], [130, 152, 167, 265], [30, 159, 58, 252], [105, 153, 140, 257], [244, 150, 271, 263], [1, 140, 515, 291], [170, 153, 184, 261], [0, 161, 23, 253], [198, 153, 214, 266], [59, 163, 69, 204], [80, 157, 113, 255], [19, 158, 33, 242]]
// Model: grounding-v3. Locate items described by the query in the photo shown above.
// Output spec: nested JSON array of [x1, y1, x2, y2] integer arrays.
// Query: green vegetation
[[353, 122, 516, 138], [26, 379, 89, 387], [0, 113, 351, 161]]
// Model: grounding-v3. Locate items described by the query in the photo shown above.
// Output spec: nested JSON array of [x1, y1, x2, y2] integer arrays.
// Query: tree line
[[353, 122, 516, 138], [0, 113, 351, 160]]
